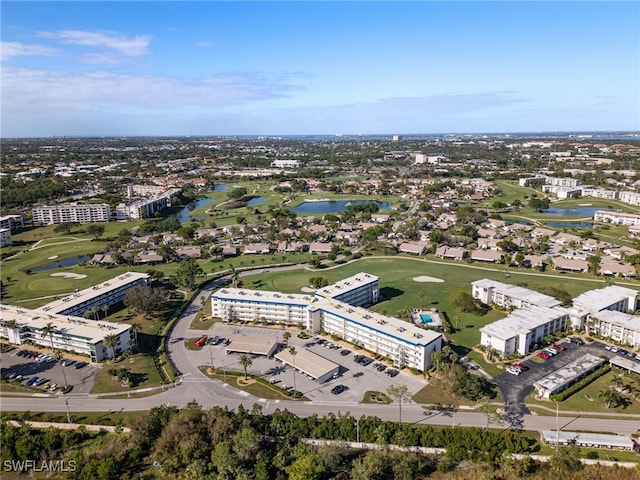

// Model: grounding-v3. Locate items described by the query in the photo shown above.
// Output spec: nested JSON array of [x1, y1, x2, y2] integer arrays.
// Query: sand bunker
[[50, 272, 87, 279], [47, 255, 58, 260], [301, 287, 316, 292], [413, 276, 444, 283]]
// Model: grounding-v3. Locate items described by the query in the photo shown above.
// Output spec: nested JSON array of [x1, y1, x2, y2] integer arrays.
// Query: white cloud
[[38, 30, 151, 56], [0, 42, 58, 61]]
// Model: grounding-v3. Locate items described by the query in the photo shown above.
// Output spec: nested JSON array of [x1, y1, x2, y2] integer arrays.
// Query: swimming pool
[[419, 314, 433, 324]]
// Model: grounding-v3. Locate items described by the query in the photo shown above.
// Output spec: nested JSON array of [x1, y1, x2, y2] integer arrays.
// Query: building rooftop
[[533, 354, 605, 395], [312, 298, 441, 347], [0, 303, 130, 344], [226, 336, 278, 356], [593, 309, 640, 330], [572, 285, 639, 312], [479, 305, 567, 340], [472, 279, 562, 308], [36, 272, 150, 315], [274, 347, 338, 380], [540, 430, 634, 449], [314, 272, 379, 299], [212, 288, 313, 307]]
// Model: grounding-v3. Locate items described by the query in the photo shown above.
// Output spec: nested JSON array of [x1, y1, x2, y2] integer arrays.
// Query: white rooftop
[[479, 305, 568, 340], [0, 303, 130, 344], [212, 288, 313, 306], [314, 272, 379, 299], [533, 354, 605, 394], [275, 347, 339, 380], [540, 430, 634, 449], [572, 285, 638, 312], [593, 309, 640, 331], [472, 279, 562, 308], [37, 271, 149, 314], [312, 298, 441, 346], [226, 336, 278, 356]]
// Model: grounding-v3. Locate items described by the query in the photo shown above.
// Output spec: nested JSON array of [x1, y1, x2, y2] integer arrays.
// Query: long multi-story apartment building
[[0, 304, 131, 362], [588, 310, 640, 347], [116, 197, 169, 220], [581, 186, 617, 200], [0, 214, 24, 232], [210, 272, 442, 371], [479, 305, 569, 357], [32, 203, 111, 225], [472, 279, 562, 309], [572, 285, 638, 314], [594, 210, 640, 226], [618, 191, 640, 207], [36, 272, 150, 317], [314, 273, 380, 307]]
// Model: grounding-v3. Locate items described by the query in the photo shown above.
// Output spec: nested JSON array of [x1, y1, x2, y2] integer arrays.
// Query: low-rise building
[[0, 228, 12, 248], [472, 279, 561, 310], [533, 354, 605, 398]]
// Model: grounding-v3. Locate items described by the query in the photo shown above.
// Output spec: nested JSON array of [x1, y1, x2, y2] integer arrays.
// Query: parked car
[[506, 367, 521, 375], [25, 376, 40, 386], [73, 361, 87, 369], [618, 349, 628, 356], [537, 352, 550, 360], [543, 348, 558, 356], [610, 346, 620, 353], [513, 363, 528, 372], [61, 359, 75, 367], [331, 385, 347, 395], [340, 349, 351, 356], [194, 335, 208, 348], [569, 337, 584, 345], [552, 344, 566, 351], [386, 369, 399, 377]]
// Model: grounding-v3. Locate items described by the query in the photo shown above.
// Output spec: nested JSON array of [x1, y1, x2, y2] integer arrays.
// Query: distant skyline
[[2, 1, 639, 138]]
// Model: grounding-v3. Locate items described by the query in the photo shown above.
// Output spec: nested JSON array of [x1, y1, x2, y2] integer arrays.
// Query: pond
[[292, 200, 392, 214], [31, 255, 91, 273], [542, 207, 615, 217], [177, 198, 215, 222], [546, 221, 594, 229], [213, 184, 229, 191]]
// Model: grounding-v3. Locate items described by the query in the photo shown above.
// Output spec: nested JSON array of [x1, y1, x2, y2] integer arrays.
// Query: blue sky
[[1, 1, 639, 137]]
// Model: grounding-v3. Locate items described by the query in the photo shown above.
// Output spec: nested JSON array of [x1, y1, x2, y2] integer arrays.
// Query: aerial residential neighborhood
[[1, 0, 639, 477]]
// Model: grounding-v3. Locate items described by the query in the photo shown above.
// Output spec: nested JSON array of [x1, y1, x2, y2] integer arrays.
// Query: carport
[[226, 336, 279, 358], [610, 356, 640, 375], [275, 347, 339, 384]]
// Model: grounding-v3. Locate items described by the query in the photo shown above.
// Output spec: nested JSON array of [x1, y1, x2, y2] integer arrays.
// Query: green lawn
[[90, 353, 163, 394], [527, 370, 640, 416]]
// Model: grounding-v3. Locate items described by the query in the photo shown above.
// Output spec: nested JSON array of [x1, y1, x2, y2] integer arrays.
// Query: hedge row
[[549, 365, 611, 402]]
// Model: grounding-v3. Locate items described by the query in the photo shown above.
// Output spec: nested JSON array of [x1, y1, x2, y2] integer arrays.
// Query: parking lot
[[189, 323, 426, 402], [493, 339, 615, 413], [0, 347, 98, 394]]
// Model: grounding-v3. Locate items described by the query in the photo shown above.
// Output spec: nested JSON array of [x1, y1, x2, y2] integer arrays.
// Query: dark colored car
[[340, 349, 350, 356], [74, 361, 87, 369]]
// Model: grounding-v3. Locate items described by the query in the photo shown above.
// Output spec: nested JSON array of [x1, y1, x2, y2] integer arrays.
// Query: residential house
[[309, 242, 333, 254], [398, 242, 426, 255], [471, 250, 502, 263], [243, 243, 270, 254], [552, 257, 589, 273], [435, 246, 466, 260]]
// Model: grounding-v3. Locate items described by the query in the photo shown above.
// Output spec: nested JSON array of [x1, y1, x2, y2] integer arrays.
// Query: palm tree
[[282, 331, 291, 346], [40, 322, 58, 353], [101, 305, 109, 319], [129, 322, 142, 347], [54, 350, 68, 388], [289, 346, 297, 392], [103, 334, 118, 361], [598, 389, 620, 409], [239, 353, 253, 380]]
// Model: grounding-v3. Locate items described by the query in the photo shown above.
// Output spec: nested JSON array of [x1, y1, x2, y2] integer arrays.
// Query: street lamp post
[[355, 417, 360, 444], [209, 342, 214, 370], [64, 398, 71, 423], [555, 400, 559, 453]]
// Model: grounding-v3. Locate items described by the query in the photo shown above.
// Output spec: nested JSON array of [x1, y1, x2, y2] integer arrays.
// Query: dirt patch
[[237, 377, 256, 386]]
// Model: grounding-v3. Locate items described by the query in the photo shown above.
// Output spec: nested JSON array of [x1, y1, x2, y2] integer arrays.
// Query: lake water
[[246, 197, 265, 206], [292, 200, 392, 214], [31, 255, 91, 273], [543, 207, 615, 216], [546, 221, 594, 229], [213, 184, 229, 191], [177, 198, 215, 222]]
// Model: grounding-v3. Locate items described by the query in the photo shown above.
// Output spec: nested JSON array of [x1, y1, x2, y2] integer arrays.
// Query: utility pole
[[355, 417, 360, 443], [555, 400, 559, 453], [64, 398, 71, 423]]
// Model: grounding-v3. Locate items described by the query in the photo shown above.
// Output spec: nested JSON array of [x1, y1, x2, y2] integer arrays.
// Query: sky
[[1, 1, 639, 137]]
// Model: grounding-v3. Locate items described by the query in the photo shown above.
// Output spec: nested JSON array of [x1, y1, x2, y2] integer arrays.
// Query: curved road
[[2, 267, 639, 436]]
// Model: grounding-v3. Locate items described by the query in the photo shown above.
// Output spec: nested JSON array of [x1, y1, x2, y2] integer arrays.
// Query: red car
[[513, 362, 528, 372], [552, 344, 566, 352], [194, 335, 208, 348], [537, 352, 550, 360]]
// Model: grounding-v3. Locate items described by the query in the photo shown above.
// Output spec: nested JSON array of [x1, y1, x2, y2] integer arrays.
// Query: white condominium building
[[32, 203, 111, 225], [0, 304, 131, 362], [572, 285, 638, 315], [589, 310, 640, 347], [480, 305, 569, 357], [37, 272, 150, 317], [311, 300, 441, 372], [472, 279, 562, 309], [593, 210, 640, 227], [210, 272, 442, 371], [314, 272, 380, 307], [0, 214, 24, 232], [211, 289, 313, 326], [0, 228, 12, 248], [116, 197, 169, 220]]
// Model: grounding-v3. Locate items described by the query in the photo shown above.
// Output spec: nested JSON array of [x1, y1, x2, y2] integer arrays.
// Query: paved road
[[2, 265, 639, 437]]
